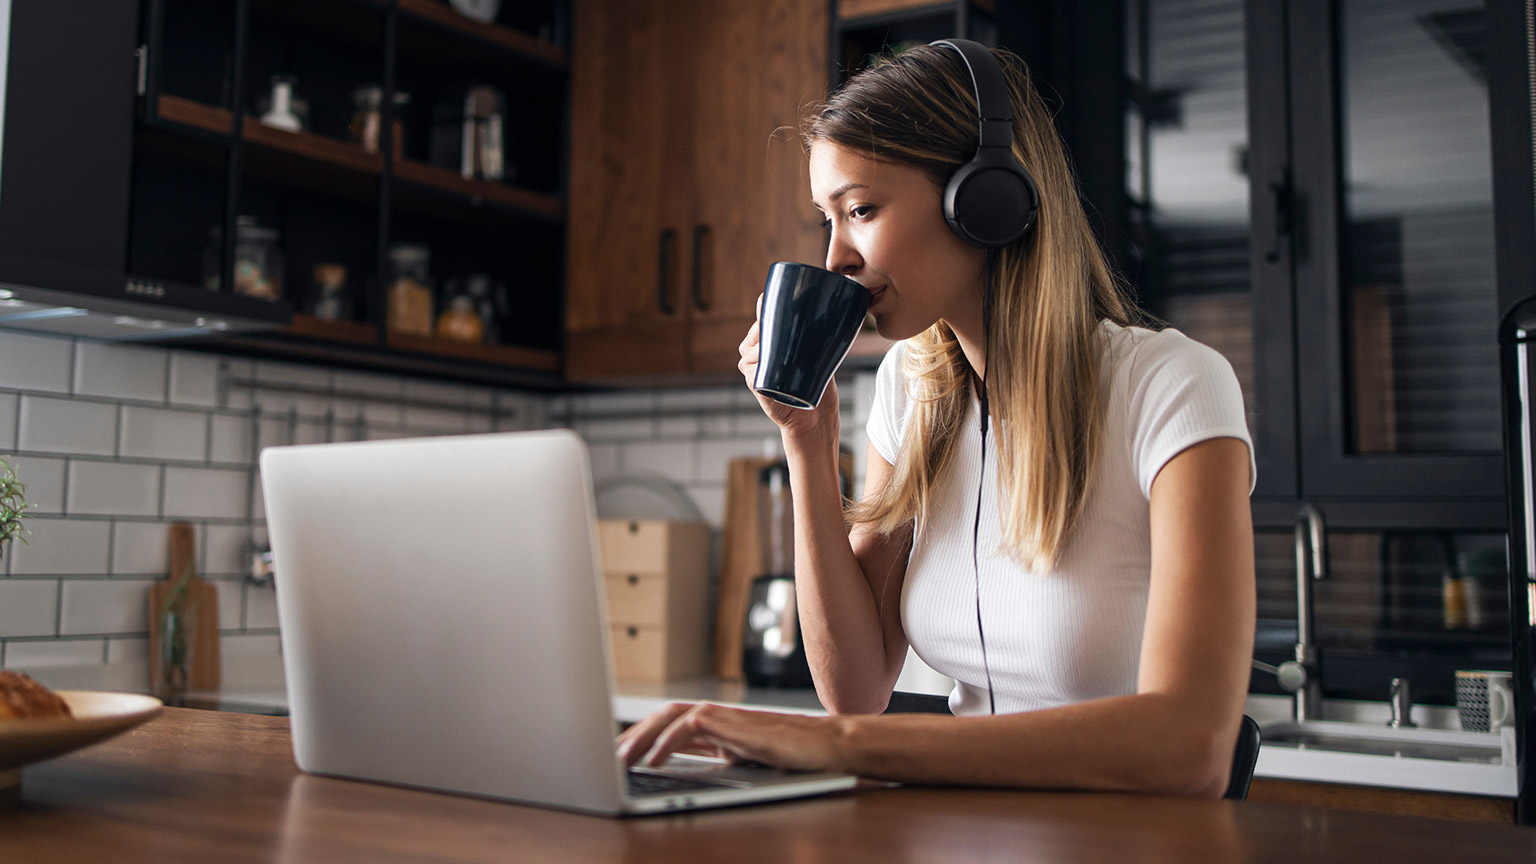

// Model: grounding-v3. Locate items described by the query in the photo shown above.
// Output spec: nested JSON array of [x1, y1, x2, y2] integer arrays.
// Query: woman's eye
[[850, 205, 874, 220]]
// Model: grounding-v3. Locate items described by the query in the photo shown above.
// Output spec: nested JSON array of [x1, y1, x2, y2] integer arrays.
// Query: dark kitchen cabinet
[[1120, 0, 1514, 510], [1106, 0, 1531, 708], [0, 0, 287, 338], [564, 0, 833, 382], [0, 0, 570, 384]]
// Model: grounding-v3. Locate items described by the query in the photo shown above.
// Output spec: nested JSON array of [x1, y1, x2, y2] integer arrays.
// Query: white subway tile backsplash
[[167, 352, 223, 407], [696, 438, 775, 484], [0, 331, 73, 393], [216, 359, 256, 410], [213, 580, 242, 633], [0, 455, 66, 514], [587, 443, 622, 481], [67, 461, 161, 516], [119, 405, 208, 461], [209, 414, 252, 464], [164, 467, 248, 520], [659, 387, 737, 411], [73, 342, 167, 402], [245, 582, 278, 628], [60, 579, 151, 635], [579, 389, 656, 415], [105, 635, 149, 664], [111, 521, 172, 576], [657, 416, 700, 438], [203, 524, 254, 576], [579, 417, 655, 441], [0, 393, 17, 450], [255, 360, 331, 389], [0, 580, 59, 637], [7, 518, 111, 574], [683, 484, 727, 529], [733, 409, 782, 436], [403, 378, 469, 406], [622, 440, 695, 484], [362, 401, 404, 426], [402, 406, 468, 433], [5, 639, 104, 668], [222, 633, 281, 656], [17, 396, 117, 455], [333, 370, 403, 398]]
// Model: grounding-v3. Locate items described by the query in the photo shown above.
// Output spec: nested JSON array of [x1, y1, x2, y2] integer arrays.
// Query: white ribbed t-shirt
[[866, 322, 1254, 716]]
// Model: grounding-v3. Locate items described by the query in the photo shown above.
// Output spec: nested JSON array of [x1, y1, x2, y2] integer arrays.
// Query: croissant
[[0, 669, 73, 720]]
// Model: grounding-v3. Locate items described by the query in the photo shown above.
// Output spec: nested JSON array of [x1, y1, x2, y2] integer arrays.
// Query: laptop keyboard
[[626, 770, 733, 798]]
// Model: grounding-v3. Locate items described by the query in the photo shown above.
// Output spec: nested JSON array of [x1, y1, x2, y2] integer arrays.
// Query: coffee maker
[[741, 461, 814, 688]]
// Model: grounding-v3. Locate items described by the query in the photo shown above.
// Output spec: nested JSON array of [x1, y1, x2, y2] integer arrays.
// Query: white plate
[[0, 691, 163, 794]]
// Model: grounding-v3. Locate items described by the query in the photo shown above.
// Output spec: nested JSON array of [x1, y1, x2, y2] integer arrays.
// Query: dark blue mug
[[752, 262, 871, 409]]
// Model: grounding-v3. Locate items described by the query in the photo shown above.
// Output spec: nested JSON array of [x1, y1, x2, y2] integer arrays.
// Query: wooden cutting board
[[713, 450, 853, 681], [148, 522, 221, 692]]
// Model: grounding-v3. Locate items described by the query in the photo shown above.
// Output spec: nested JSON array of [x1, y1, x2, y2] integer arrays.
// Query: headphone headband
[[931, 39, 1014, 151]]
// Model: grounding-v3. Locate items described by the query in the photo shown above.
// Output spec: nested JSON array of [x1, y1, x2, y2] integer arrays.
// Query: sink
[[1255, 719, 1517, 796], [1262, 720, 1506, 764]]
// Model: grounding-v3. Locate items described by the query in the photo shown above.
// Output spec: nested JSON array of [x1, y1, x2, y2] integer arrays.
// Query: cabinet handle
[[658, 229, 677, 315], [1264, 169, 1293, 263], [691, 224, 711, 313], [626, 574, 639, 586]]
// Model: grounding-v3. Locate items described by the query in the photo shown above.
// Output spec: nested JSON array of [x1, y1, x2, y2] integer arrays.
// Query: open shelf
[[393, 159, 563, 224], [396, 0, 566, 70], [385, 331, 560, 373], [155, 94, 236, 137], [241, 116, 383, 176], [285, 312, 377, 345]]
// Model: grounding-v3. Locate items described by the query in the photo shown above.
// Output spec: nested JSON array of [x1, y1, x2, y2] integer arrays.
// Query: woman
[[618, 43, 1256, 797]]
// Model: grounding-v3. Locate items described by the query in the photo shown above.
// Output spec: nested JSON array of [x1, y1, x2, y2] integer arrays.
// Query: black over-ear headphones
[[931, 39, 1039, 248]]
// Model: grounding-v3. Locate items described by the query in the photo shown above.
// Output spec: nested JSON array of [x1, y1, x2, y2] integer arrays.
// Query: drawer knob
[[626, 626, 639, 638], [628, 521, 640, 534], [626, 574, 639, 586]]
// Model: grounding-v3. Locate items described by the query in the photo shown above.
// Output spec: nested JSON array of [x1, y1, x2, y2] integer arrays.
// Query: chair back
[[1225, 714, 1262, 800]]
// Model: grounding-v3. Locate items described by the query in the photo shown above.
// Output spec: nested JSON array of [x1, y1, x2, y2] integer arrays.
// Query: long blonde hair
[[806, 45, 1141, 572]]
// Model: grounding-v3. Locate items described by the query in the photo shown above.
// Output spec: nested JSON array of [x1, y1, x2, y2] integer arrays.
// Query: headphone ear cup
[[943, 160, 1039, 248]]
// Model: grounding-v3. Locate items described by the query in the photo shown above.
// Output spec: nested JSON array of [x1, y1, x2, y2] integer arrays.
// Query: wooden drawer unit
[[597, 520, 711, 682]]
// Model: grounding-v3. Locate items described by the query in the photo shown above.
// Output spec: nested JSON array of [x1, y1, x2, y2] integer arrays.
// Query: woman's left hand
[[617, 702, 850, 774]]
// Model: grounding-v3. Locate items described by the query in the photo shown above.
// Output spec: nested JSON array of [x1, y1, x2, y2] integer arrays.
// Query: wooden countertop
[[2, 707, 1534, 862]]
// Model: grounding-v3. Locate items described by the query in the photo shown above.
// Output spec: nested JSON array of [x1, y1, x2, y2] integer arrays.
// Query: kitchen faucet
[[1252, 505, 1328, 722]]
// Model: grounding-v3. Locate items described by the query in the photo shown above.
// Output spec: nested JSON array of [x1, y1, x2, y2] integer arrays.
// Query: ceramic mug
[[752, 262, 871, 409], [1455, 669, 1515, 732]]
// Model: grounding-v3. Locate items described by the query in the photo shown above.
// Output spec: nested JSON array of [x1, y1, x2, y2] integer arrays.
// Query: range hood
[[0, 0, 289, 342]]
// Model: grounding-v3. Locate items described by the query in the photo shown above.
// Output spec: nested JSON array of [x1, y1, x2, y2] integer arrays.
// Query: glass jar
[[386, 243, 434, 337], [436, 294, 484, 343], [309, 263, 351, 321], [203, 216, 284, 300], [350, 85, 409, 158]]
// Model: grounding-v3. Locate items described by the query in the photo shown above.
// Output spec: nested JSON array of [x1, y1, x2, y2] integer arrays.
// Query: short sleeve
[[866, 342, 908, 465], [1126, 330, 1256, 499]]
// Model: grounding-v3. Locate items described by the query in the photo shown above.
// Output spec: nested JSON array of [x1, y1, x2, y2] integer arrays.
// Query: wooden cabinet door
[[565, 0, 691, 378], [683, 0, 830, 374]]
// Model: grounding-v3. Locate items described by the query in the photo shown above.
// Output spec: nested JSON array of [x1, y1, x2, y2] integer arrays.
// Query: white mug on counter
[[1455, 669, 1514, 733]]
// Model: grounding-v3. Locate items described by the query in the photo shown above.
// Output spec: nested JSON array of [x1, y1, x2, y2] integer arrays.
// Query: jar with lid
[[436, 294, 483, 343], [202, 216, 284, 300], [386, 244, 434, 337], [350, 86, 410, 158], [308, 263, 352, 321]]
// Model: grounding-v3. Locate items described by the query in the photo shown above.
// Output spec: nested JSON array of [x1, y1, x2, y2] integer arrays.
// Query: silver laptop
[[260, 428, 857, 816]]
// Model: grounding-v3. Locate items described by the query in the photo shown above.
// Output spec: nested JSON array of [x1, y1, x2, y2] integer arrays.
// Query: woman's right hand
[[739, 294, 841, 443]]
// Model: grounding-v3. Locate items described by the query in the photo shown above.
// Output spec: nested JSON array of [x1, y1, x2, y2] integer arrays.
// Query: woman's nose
[[824, 228, 862, 276]]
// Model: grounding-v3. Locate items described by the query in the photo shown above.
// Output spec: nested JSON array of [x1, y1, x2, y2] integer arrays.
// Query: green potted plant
[[0, 458, 29, 561]]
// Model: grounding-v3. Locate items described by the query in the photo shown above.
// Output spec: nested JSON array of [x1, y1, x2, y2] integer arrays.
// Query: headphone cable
[[973, 247, 998, 716]]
